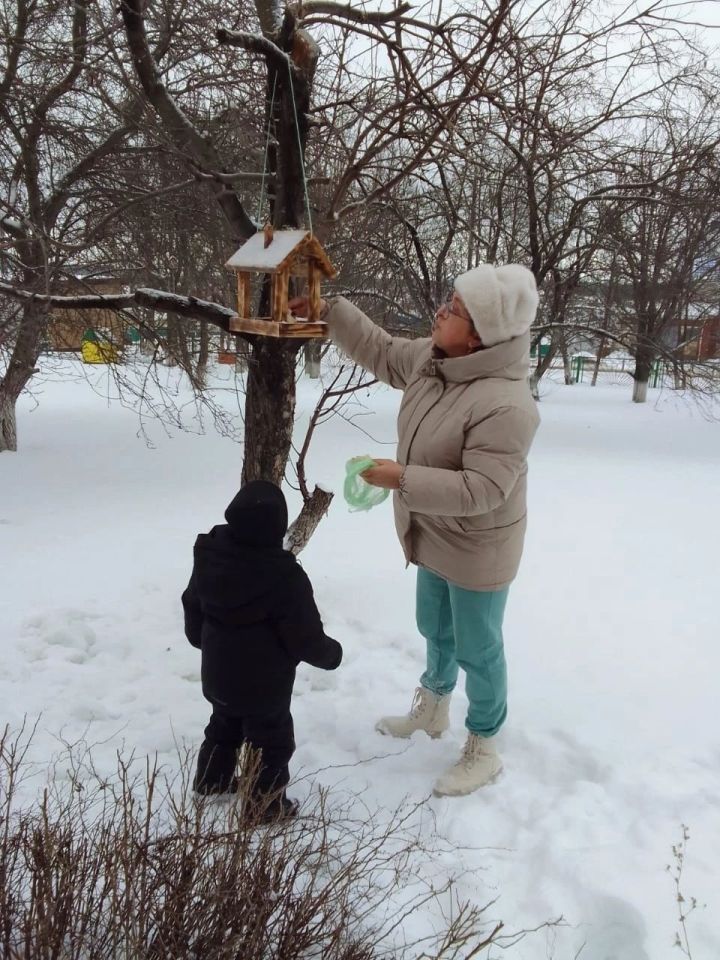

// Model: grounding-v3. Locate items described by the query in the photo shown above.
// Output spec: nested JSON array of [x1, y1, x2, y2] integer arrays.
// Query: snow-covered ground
[[1, 355, 719, 958]]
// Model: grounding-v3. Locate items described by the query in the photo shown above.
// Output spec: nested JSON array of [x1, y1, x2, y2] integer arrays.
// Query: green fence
[[571, 356, 664, 385]]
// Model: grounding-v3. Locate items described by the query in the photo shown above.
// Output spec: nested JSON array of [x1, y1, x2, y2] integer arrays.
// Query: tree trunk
[[593, 255, 617, 387], [632, 345, 654, 404], [591, 339, 605, 386], [0, 300, 47, 452], [236, 338, 250, 372], [285, 486, 334, 554], [528, 343, 558, 400], [196, 320, 209, 385], [673, 361, 687, 391], [632, 378, 649, 403], [241, 337, 300, 485], [241, 21, 330, 540], [0, 394, 18, 453], [303, 340, 321, 379], [235, 47, 310, 487], [561, 344, 574, 385]]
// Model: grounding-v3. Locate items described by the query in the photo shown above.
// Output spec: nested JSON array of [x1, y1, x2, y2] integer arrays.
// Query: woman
[[290, 263, 540, 796]]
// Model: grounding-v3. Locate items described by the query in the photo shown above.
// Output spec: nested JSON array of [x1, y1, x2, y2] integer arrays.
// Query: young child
[[182, 480, 342, 820]]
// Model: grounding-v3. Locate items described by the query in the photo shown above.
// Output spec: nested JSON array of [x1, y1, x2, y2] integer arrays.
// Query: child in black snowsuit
[[182, 480, 342, 819]]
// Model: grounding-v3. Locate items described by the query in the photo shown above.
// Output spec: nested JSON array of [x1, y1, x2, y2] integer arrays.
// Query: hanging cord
[[287, 59, 313, 234], [257, 72, 278, 224]]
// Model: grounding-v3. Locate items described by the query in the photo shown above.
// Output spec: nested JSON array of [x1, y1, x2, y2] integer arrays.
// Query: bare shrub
[[668, 824, 707, 960], [0, 725, 507, 959]]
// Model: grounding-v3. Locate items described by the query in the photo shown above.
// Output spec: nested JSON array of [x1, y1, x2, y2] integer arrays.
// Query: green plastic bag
[[343, 456, 391, 512]]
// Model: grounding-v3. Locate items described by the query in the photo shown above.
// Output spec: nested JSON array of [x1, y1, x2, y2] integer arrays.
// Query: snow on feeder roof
[[225, 226, 337, 339]]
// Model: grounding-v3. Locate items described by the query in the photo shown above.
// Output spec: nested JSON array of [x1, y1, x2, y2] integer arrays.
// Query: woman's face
[[432, 292, 482, 358]]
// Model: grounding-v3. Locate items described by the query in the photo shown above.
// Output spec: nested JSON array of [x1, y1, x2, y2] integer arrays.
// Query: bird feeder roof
[[225, 229, 336, 277]]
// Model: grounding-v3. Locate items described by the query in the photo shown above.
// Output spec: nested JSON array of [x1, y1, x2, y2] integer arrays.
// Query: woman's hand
[[288, 295, 328, 319], [361, 459, 404, 490]]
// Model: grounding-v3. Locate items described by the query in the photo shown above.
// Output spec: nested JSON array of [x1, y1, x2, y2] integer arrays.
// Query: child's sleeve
[[275, 569, 343, 670], [181, 571, 203, 649]]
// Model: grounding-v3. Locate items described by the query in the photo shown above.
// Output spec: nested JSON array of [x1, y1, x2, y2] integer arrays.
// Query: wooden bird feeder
[[225, 227, 337, 338]]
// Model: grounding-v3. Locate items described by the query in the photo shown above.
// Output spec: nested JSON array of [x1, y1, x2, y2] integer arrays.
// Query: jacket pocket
[[458, 511, 526, 533], [434, 514, 465, 536]]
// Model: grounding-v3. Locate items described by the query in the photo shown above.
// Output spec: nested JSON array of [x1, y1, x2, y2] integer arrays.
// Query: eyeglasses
[[437, 299, 472, 324]]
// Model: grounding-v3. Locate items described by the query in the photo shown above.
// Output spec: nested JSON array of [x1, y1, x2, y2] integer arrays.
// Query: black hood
[[224, 481, 288, 549], [192, 524, 295, 616]]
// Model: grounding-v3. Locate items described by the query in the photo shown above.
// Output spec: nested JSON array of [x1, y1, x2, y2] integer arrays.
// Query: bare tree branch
[[296, 1, 413, 26], [120, 0, 256, 241], [0, 282, 237, 332], [0, 215, 26, 241], [216, 28, 296, 72]]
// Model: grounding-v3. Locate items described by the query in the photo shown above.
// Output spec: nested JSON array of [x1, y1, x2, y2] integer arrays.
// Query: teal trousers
[[416, 566, 509, 737]]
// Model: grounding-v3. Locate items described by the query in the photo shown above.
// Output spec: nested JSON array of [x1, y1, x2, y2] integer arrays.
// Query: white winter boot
[[433, 733, 502, 796], [375, 686, 451, 739]]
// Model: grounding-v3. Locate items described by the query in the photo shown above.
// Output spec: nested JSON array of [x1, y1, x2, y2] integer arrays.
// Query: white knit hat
[[453, 264, 539, 347]]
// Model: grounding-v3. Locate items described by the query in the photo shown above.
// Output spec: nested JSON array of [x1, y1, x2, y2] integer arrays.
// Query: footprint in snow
[[71, 702, 120, 723], [20, 609, 99, 662]]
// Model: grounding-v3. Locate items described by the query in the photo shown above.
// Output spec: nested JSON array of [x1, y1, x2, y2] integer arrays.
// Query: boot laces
[[409, 687, 431, 718], [459, 734, 485, 769]]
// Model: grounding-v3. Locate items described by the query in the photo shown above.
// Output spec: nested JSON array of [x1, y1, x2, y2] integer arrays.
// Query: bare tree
[[0, 0, 178, 450], [1, 0, 519, 543], [608, 101, 720, 401], [112, 0, 522, 545], [492, 0, 704, 394], [3, 0, 718, 538], [315, 0, 720, 403]]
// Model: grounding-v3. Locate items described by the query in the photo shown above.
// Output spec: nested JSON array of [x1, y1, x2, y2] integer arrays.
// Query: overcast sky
[[685, 0, 720, 28]]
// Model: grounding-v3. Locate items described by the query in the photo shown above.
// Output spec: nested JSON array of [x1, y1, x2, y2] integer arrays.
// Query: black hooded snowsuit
[[182, 481, 342, 797]]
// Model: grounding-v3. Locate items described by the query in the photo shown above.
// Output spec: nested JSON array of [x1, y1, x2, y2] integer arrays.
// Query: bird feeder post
[[272, 266, 290, 323], [307, 262, 321, 322], [237, 272, 250, 319]]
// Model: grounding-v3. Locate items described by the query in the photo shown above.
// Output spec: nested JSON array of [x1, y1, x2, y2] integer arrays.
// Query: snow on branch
[[216, 28, 296, 72], [191, 165, 329, 187], [295, 1, 413, 24], [0, 281, 135, 310], [134, 289, 237, 329], [191, 167, 269, 184], [0, 215, 26, 240], [0, 281, 237, 333]]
